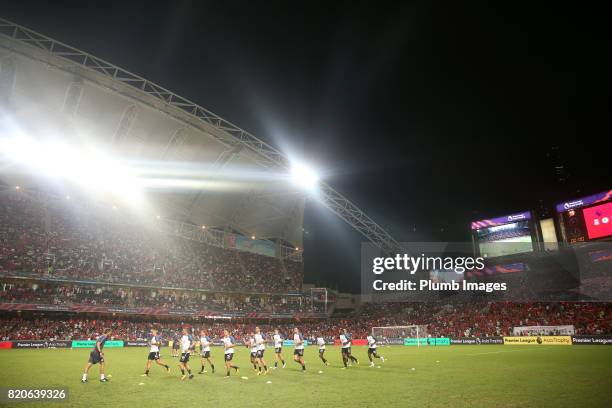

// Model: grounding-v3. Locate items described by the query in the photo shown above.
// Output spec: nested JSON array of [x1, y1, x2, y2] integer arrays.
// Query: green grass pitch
[[1, 345, 611, 407]]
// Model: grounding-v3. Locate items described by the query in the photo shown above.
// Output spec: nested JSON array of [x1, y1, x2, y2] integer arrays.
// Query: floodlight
[[290, 162, 319, 189]]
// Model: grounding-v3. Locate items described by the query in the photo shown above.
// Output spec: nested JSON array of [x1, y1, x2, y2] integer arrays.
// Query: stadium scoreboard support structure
[[0, 17, 403, 256]]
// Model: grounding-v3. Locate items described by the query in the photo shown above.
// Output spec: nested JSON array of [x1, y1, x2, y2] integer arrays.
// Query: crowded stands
[[1, 193, 610, 344], [1, 301, 609, 341], [0, 279, 322, 314], [0, 193, 302, 293], [357, 301, 611, 338]]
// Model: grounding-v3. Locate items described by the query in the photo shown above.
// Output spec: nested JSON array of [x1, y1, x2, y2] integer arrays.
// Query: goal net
[[372, 325, 427, 344]]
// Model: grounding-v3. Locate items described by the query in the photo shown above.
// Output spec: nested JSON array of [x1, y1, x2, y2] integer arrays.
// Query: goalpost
[[372, 325, 428, 346]]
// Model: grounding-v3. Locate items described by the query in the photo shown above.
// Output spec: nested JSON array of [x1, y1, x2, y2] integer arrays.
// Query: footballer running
[[178, 328, 194, 380], [316, 334, 329, 366], [292, 327, 306, 371], [340, 328, 359, 368], [144, 328, 170, 376], [366, 334, 385, 367], [247, 331, 259, 372], [171, 332, 180, 358], [222, 329, 240, 377], [254, 326, 269, 375], [81, 328, 112, 383], [272, 328, 286, 369], [198, 329, 215, 374]]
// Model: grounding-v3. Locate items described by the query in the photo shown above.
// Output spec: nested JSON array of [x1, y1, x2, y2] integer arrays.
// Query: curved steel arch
[[0, 17, 402, 254]]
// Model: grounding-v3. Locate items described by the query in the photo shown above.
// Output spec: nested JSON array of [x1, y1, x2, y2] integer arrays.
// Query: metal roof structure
[[0, 17, 402, 256]]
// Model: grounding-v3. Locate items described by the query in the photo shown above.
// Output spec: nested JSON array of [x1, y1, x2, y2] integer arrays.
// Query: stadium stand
[[1, 194, 609, 344], [0, 193, 302, 293], [0, 280, 323, 314], [1, 301, 609, 341]]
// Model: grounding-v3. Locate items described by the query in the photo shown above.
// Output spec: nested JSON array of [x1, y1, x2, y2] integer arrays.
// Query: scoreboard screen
[[476, 220, 534, 258], [556, 190, 612, 244], [583, 202, 612, 240], [471, 211, 535, 258]]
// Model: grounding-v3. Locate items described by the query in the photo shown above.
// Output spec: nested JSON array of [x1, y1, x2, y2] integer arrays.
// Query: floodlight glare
[[0, 135, 144, 207], [290, 162, 319, 189]]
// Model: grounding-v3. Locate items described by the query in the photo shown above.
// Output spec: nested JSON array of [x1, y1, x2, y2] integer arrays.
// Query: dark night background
[[2, 1, 609, 292]]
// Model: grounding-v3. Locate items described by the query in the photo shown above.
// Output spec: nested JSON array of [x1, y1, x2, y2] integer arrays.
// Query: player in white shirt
[[254, 326, 269, 375], [247, 332, 259, 372], [222, 329, 240, 377], [316, 335, 328, 366], [178, 328, 194, 380], [197, 329, 215, 374], [339, 328, 359, 369], [272, 329, 286, 369], [144, 328, 170, 376], [366, 334, 385, 366], [292, 327, 306, 371]]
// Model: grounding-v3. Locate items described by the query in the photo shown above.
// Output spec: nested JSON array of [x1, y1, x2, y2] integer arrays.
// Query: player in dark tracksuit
[[172, 333, 180, 358], [81, 329, 112, 383]]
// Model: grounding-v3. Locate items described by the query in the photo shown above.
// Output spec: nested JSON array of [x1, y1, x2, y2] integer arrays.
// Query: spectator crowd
[[0, 193, 302, 293], [0, 279, 323, 314], [1, 193, 610, 344], [1, 301, 609, 341], [357, 301, 611, 338]]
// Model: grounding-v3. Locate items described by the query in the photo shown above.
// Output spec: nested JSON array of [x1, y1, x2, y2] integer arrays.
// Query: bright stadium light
[[0, 135, 144, 207], [290, 162, 319, 190]]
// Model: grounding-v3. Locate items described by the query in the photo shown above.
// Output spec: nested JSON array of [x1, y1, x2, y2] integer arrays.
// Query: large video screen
[[583, 202, 612, 240], [476, 220, 534, 258]]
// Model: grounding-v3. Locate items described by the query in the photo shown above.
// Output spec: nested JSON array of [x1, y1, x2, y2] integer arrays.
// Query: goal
[[372, 325, 427, 344]]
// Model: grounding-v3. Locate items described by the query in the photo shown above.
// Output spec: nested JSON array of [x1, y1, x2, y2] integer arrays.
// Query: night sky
[[2, 1, 609, 292]]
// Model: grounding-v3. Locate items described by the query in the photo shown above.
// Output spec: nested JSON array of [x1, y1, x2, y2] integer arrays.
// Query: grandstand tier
[[0, 192, 303, 294], [0, 301, 610, 342]]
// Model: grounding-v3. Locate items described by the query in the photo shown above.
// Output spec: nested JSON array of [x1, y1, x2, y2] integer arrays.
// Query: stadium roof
[[0, 18, 403, 255]]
